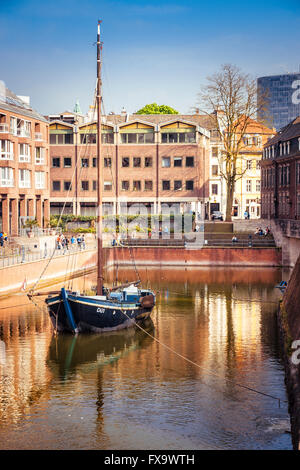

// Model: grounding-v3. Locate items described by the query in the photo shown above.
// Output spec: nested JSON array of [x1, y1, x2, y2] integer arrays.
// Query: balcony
[[0, 124, 9, 133], [0, 179, 14, 188], [17, 129, 31, 138], [35, 132, 43, 141], [0, 152, 14, 161]]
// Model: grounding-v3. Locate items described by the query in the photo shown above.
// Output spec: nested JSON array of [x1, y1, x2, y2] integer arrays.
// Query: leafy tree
[[135, 103, 179, 115]]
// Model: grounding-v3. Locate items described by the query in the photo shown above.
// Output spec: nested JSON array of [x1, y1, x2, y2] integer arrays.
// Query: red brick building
[[0, 86, 50, 235], [49, 114, 211, 216], [261, 116, 300, 219]]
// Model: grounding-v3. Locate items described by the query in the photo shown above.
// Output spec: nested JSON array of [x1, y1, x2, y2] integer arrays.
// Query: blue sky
[[1, 0, 300, 115]]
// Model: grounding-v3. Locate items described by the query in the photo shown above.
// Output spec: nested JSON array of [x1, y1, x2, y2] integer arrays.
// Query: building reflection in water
[[0, 267, 289, 449]]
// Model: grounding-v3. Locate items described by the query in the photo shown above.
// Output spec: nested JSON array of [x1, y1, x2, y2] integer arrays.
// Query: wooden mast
[[96, 20, 103, 295]]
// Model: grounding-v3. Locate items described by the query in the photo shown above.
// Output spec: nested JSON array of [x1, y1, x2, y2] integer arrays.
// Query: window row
[[0, 141, 46, 164], [0, 168, 46, 188], [52, 179, 195, 192], [50, 131, 197, 145]]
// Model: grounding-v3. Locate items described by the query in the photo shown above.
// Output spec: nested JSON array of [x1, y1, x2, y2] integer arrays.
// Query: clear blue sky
[[1, 0, 300, 115]]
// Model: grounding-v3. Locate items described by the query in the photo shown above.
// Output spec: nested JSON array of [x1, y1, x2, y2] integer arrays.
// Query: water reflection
[[0, 268, 291, 449]]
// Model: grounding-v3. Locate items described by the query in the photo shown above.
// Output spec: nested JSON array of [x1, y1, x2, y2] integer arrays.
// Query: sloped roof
[[0, 85, 48, 123], [105, 113, 216, 130], [265, 116, 300, 146]]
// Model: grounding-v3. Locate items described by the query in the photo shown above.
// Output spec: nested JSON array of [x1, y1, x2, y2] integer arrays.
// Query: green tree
[[135, 103, 179, 115]]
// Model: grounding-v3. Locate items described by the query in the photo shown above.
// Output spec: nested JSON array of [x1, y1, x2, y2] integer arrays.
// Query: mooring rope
[[119, 306, 286, 408]]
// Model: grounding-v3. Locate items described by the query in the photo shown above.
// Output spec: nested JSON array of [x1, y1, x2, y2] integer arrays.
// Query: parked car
[[211, 211, 223, 221]]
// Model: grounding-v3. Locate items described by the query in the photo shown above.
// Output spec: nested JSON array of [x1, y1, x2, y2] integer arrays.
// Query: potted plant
[[24, 218, 39, 237]]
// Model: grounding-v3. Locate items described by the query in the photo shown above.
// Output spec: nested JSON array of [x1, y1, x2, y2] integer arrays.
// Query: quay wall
[[104, 246, 282, 268], [0, 249, 97, 296], [278, 254, 300, 449], [0, 246, 281, 296]]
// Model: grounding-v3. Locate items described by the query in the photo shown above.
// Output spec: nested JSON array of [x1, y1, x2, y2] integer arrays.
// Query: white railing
[[0, 152, 14, 161], [35, 132, 43, 141], [19, 154, 31, 163], [17, 129, 31, 138], [0, 179, 14, 187], [19, 181, 31, 188], [0, 124, 9, 133], [10, 127, 17, 136]]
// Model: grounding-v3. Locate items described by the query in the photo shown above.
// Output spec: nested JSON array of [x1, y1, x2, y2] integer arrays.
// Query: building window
[[93, 158, 97, 167], [186, 157, 194, 167], [162, 180, 170, 190], [246, 180, 252, 192], [93, 181, 97, 191], [80, 134, 96, 144], [104, 157, 111, 167], [19, 169, 31, 188], [52, 157, 60, 167], [256, 180, 261, 192], [0, 140, 13, 160], [186, 180, 194, 190], [174, 180, 182, 191], [120, 133, 154, 144], [122, 157, 130, 167], [81, 158, 89, 168], [104, 181, 112, 191], [50, 133, 73, 145], [212, 147, 218, 157], [52, 180, 61, 191], [64, 134, 73, 144], [144, 180, 153, 191], [64, 157, 72, 168], [211, 165, 218, 176], [162, 157, 170, 168], [35, 147, 45, 165], [133, 180, 141, 191], [246, 160, 252, 170], [211, 184, 218, 195], [297, 162, 300, 184], [133, 157, 141, 167], [64, 181, 72, 191], [121, 180, 129, 191], [0, 167, 13, 187], [174, 157, 182, 167], [19, 143, 30, 162], [102, 133, 114, 144], [35, 172, 45, 189], [161, 132, 196, 143], [145, 157, 152, 167], [81, 181, 89, 191]]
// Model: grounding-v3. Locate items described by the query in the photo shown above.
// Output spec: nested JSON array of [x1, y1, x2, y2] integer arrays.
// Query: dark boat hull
[[46, 293, 153, 333]]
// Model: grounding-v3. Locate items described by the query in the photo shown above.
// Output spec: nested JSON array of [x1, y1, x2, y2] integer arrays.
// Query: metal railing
[[18, 227, 62, 237], [34, 132, 43, 141], [0, 242, 96, 269], [0, 124, 9, 133]]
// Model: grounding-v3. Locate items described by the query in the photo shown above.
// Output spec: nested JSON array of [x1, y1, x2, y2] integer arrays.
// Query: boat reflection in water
[[47, 318, 154, 380]]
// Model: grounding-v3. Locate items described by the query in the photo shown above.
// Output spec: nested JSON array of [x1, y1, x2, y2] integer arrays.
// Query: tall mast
[[96, 20, 103, 295]]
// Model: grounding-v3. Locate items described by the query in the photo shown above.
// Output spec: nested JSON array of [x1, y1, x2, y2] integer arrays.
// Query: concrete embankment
[[0, 249, 97, 296], [104, 246, 282, 268], [277, 253, 300, 449], [0, 245, 282, 296]]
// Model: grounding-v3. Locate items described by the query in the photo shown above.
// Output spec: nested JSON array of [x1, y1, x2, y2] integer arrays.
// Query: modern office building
[[257, 73, 300, 131], [0, 85, 50, 235]]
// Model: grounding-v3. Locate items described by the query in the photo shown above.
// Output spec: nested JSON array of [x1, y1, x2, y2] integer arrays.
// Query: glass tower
[[257, 73, 300, 131]]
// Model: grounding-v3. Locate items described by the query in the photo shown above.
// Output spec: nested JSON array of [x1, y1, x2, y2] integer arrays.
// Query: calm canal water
[[0, 267, 291, 449]]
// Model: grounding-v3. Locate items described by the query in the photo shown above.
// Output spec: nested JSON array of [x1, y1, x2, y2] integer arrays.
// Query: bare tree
[[198, 64, 267, 221]]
